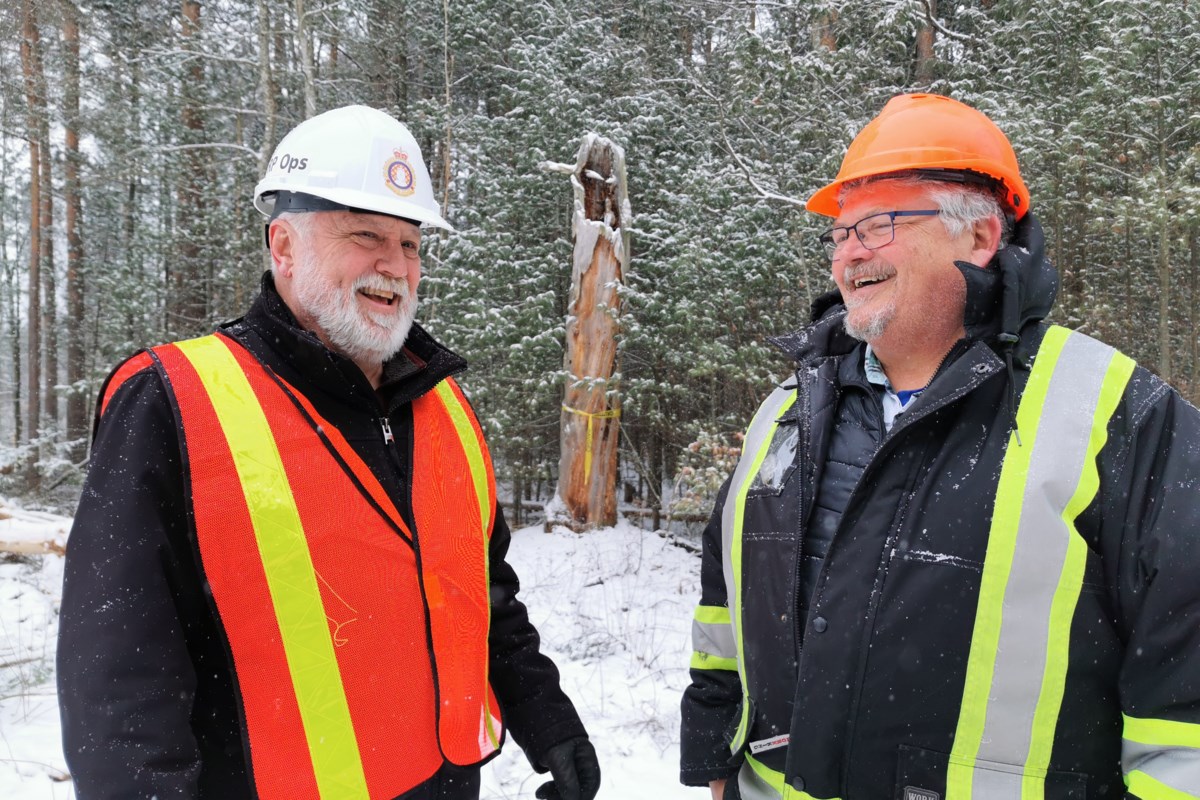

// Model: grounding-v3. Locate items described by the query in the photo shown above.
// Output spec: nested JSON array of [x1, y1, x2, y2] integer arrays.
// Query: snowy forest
[[2, 0, 1199, 520]]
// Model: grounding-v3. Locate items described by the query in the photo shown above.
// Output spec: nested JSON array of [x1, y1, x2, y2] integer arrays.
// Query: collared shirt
[[864, 345, 923, 432]]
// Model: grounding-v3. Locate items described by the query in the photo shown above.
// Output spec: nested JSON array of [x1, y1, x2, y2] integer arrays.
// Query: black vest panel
[[799, 384, 884, 622]]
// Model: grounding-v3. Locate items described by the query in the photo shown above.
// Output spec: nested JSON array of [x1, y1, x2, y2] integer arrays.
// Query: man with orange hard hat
[[680, 93, 1200, 799]]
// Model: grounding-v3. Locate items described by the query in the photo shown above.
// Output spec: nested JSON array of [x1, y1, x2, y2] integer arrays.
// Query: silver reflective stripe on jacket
[[691, 605, 737, 671], [1122, 715, 1200, 798], [947, 326, 1135, 800]]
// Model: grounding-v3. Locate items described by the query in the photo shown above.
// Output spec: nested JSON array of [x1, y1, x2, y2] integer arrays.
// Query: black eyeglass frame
[[818, 209, 941, 258]]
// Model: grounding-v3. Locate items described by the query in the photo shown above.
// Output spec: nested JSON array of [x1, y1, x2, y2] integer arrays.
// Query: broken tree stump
[[542, 134, 631, 531]]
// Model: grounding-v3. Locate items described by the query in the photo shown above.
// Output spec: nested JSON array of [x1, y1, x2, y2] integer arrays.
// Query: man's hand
[[709, 778, 727, 799], [535, 736, 601, 800]]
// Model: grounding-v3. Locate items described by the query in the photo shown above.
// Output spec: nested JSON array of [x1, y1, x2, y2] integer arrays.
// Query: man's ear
[[268, 219, 299, 277], [967, 215, 1004, 268]]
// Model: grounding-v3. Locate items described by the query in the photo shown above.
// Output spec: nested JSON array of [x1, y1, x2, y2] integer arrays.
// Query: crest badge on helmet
[[385, 150, 416, 197]]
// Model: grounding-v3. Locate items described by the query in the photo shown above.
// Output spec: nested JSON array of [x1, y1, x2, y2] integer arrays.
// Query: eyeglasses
[[818, 210, 941, 259]]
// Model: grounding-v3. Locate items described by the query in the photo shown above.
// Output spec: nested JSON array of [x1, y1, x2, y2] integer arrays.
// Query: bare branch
[[130, 142, 260, 160], [720, 131, 808, 209], [918, 0, 984, 46]]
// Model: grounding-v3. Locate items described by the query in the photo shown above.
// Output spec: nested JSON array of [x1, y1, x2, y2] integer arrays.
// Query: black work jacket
[[58, 273, 586, 799], [681, 220, 1200, 798]]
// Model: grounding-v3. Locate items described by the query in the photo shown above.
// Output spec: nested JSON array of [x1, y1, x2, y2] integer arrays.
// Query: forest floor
[[0, 499, 704, 799]]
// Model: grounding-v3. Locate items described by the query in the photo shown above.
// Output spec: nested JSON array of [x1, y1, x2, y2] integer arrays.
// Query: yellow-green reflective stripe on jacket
[[947, 326, 1134, 800], [720, 385, 799, 755]]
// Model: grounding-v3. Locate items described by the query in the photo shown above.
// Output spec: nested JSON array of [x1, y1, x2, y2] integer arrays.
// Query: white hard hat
[[253, 105, 453, 231]]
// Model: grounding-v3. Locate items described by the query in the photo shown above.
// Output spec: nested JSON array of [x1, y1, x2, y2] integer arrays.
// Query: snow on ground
[[0, 500, 705, 799], [0, 504, 74, 799]]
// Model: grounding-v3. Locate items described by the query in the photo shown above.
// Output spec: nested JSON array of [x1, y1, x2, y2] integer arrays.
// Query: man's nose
[[374, 245, 415, 278], [836, 232, 873, 264]]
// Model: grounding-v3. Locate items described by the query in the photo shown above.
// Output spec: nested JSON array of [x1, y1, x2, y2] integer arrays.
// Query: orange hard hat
[[806, 93, 1030, 220]]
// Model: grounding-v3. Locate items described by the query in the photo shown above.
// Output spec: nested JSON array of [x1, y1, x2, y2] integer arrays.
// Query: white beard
[[291, 248, 416, 368]]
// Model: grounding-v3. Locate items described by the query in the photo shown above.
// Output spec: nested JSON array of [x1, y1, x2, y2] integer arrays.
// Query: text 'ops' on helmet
[[806, 93, 1030, 221], [253, 104, 453, 231]]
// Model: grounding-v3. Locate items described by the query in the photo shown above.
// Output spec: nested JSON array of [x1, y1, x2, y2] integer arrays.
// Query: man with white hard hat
[[58, 105, 601, 800]]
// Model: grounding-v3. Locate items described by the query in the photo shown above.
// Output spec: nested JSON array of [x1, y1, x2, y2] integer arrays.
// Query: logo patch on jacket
[[903, 787, 939, 800], [748, 734, 789, 754]]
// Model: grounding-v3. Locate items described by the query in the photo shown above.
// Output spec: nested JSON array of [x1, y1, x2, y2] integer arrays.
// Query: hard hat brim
[[254, 182, 454, 231]]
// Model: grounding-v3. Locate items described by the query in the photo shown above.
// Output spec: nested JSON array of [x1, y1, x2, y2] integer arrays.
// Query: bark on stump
[[545, 135, 630, 532]]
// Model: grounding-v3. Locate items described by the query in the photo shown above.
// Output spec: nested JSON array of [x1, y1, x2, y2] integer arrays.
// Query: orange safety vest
[[107, 332, 504, 799]]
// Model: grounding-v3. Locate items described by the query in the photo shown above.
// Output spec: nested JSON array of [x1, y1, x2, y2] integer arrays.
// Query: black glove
[[535, 736, 601, 800]]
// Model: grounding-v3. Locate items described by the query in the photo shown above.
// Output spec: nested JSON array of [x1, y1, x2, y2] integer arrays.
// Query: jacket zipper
[[380, 417, 395, 445]]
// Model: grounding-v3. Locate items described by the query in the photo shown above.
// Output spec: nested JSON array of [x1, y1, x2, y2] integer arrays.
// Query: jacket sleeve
[[680, 478, 743, 786], [486, 506, 589, 770], [1099, 371, 1200, 799], [57, 366, 203, 800]]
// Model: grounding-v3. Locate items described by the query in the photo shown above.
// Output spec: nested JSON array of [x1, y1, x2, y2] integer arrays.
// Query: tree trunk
[[915, 0, 937, 86], [440, 0, 453, 217], [169, 0, 210, 339], [1188, 224, 1198, 401], [39, 124, 57, 430], [813, 10, 838, 51], [20, 0, 43, 447], [366, 0, 407, 112], [257, 0, 278, 178], [550, 135, 630, 531], [256, 0, 279, 280], [62, 0, 87, 455], [0, 126, 21, 445], [296, 0, 318, 116], [1157, 187, 1172, 382], [7, 264, 20, 445]]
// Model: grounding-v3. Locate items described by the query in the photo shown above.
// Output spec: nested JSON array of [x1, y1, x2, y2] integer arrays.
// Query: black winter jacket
[[680, 216, 1200, 799], [58, 274, 586, 799]]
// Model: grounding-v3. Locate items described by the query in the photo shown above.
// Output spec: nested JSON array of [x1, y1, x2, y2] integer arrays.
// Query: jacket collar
[[769, 293, 858, 365], [223, 272, 468, 411]]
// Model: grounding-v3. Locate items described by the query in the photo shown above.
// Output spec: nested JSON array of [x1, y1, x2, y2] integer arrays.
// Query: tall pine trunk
[[63, 0, 87, 455], [39, 114, 57, 431], [168, 0, 210, 339], [296, 0, 318, 116], [19, 0, 43, 451], [915, 0, 937, 86]]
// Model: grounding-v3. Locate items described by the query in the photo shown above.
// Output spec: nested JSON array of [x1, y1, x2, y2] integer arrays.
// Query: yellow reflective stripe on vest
[[430, 379, 499, 750], [947, 326, 1134, 800], [1123, 716, 1200, 798], [721, 386, 799, 753], [433, 381, 492, 539], [174, 336, 370, 800]]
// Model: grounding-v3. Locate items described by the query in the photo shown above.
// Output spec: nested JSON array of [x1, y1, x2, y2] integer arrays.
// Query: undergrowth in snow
[[0, 503, 703, 799]]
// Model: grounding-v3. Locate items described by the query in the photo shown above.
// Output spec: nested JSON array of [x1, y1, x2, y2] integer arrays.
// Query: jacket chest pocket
[[895, 745, 1088, 800], [740, 421, 802, 593], [747, 417, 800, 495]]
